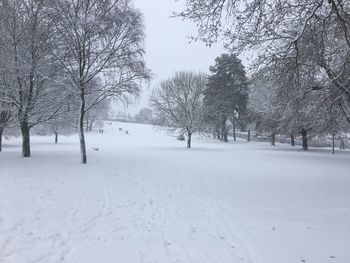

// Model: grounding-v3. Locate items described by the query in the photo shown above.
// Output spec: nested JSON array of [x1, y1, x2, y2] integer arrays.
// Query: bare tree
[[177, 0, 350, 122], [0, 56, 11, 152], [48, 0, 150, 163], [85, 97, 111, 132], [249, 58, 350, 150], [0, 0, 12, 152], [135, 108, 153, 124], [248, 73, 282, 146], [151, 71, 207, 148], [0, 104, 11, 152], [0, 0, 64, 157], [45, 93, 79, 144]]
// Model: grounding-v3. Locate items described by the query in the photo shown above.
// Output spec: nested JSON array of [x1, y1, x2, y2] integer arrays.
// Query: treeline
[[151, 52, 350, 151], [156, 0, 350, 151], [0, 0, 149, 163], [248, 61, 350, 151]]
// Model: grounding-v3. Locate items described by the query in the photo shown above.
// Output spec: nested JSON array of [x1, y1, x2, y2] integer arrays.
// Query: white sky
[[118, 0, 227, 115]]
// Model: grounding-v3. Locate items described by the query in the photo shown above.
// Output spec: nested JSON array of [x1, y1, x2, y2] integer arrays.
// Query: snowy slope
[[0, 122, 349, 263]]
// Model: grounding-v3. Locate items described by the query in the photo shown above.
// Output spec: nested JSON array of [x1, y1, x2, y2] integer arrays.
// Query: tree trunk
[[232, 118, 236, 141], [332, 132, 335, 154], [271, 132, 276, 146], [247, 129, 251, 142], [187, 132, 192, 148], [301, 128, 308, 150], [85, 118, 89, 132], [290, 133, 295, 146], [215, 116, 220, 140], [223, 130, 228, 142], [0, 110, 11, 152], [20, 121, 31, 157], [339, 136, 345, 150], [255, 121, 260, 137], [222, 116, 228, 142], [89, 120, 93, 131], [79, 91, 87, 164], [0, 126, 4, 152], [54, 130, 58, 144]]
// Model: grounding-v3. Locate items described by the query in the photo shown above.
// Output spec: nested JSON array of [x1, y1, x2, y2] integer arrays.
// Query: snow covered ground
[[0, 122, 349, 263]]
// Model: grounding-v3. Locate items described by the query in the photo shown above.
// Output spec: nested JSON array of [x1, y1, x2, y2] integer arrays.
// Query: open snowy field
[[0, 122, 349, 263]]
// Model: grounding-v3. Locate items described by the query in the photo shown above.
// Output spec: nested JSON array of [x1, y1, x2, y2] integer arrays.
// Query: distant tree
[[249, 58, 350, 150], [151, 71, 207, 148], [85, 98, 111, 132], [248, 75, 281, 146], [48, 0, 150, 163], [135, 108, 153, 124], [248, 61, 317, 149], [0, 105, 11, 152], [315, 97, 350, 153], [46, 94, 79, 144], [0, 0, 11, 152], [204, 54, 248, 142]]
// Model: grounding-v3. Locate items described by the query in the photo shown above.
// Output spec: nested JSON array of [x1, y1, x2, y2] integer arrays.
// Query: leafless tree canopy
[[0, 0, 149, 161], [178, 0, 350, 121], [151, 71, 207, 148]]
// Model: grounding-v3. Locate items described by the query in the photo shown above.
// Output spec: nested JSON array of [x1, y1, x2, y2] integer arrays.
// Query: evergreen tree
[[204, 54, 248, 142]]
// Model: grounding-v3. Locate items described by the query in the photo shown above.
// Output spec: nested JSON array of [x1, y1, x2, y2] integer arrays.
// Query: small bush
[[177, 134, 185, 141]]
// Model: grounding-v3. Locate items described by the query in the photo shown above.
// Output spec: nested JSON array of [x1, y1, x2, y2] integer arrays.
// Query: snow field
[[0, 122, 349, 263]]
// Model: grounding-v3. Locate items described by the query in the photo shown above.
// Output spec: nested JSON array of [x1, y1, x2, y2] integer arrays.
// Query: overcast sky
[[118, 0, 226, 114]]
